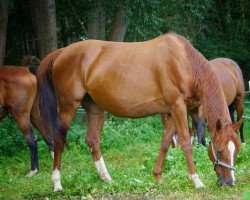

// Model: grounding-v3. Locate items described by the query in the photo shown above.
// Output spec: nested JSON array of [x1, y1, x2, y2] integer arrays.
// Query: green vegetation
[[0, 108, 249, 199]]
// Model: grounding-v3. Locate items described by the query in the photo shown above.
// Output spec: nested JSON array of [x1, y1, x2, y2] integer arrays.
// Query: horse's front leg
[[171, 98, 205, 189], [84, 103, 112, 182], [153, 114, 175, 182]]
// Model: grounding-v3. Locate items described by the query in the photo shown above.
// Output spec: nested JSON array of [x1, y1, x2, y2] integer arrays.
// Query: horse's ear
[[216, 119, 222, 132], [232, 118, 243, 132]]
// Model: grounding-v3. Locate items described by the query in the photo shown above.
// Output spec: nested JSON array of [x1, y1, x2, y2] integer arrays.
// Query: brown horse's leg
[[170, 98, 205, 188], [30, 97, 54, 157], [234, 96, 245, 143], [153, 114, 175, 183], [52, 99, 81, 192], [10, 110, 39, 177], [83, 103, 112, 182]]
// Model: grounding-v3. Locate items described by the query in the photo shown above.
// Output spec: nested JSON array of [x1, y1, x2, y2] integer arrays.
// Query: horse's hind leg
[[11, 112, 39, 177], [83, 102, 112, 182], [170, 98, 205, 188], [154, 114, 175, 183], [52, 99, 82, 192]]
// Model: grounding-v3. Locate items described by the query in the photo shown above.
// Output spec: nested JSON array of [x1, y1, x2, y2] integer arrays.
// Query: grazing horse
[[0, 59, 54, 177], [37, 33, 241, 191], [168, 57, 245, 147]]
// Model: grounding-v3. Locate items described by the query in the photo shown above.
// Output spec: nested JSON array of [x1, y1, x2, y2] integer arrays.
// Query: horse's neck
[[198, 66, 231, 133]]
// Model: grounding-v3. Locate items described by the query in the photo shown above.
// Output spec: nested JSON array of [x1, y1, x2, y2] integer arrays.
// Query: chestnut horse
[[169, 57, 245, 147], [0, 58, 54, 177], [37, 33, 241, 191]]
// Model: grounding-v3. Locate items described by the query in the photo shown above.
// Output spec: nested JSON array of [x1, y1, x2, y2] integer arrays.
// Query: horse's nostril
[[217, 174, 225, 186], [217, 179, 223, 186], [226, 180, 235, 186]]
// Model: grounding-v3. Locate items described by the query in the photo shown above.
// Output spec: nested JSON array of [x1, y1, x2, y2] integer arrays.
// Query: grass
[[0, 109, 250, 199]]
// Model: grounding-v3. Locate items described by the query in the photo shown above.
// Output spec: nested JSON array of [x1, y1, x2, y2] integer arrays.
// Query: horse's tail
[[37, 49, 66, 143], [21, 55, 41, 75]]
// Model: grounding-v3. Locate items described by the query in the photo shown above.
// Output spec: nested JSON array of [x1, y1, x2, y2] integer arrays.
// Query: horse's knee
[[161, 141, 171, 151], [86, 135, 99, 151], [180, 142, 193, 153], [86, 134, 101, 160]]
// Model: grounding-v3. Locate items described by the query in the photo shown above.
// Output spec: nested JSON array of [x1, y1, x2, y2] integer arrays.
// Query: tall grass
[[0, 109, 249, 199]]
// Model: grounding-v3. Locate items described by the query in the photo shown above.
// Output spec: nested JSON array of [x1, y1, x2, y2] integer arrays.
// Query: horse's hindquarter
[[0, 67, 36, 109], [210, 58, 244, 105], [54, 37, 197, 117]]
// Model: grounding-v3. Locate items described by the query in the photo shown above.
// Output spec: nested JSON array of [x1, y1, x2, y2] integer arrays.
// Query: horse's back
[[210, 58, 245, 104], [51, 34, 196, 117]]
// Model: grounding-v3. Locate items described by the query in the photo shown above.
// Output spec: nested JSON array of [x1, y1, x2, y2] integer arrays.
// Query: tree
[[87, 0, 105, 40], [107, 8, 127, 41], [0, 2, 9, 65], [29, 0, 58, 59]]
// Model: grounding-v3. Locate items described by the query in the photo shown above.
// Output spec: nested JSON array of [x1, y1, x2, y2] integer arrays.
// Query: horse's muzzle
[[217, 174, 225, 186], [217, 174, 235, 186]]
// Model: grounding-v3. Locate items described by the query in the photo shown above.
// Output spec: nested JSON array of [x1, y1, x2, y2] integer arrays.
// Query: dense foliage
[[4, 0, 250, 81]]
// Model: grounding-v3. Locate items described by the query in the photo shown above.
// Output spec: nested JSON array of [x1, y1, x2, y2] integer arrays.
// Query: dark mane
[[176, 34, 230, 133]]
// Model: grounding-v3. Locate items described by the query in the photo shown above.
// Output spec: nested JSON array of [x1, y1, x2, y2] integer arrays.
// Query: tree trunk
[[30, 0, 57, 59], [107, 9, 127, 42], [0, 5, 8, 65], [87, 1, 105, 40]]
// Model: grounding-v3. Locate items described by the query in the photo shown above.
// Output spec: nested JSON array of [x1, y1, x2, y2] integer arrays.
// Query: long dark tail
[[37, 49, 66, 143]]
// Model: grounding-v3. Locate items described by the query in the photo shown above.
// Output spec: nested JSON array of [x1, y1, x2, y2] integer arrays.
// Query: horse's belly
[[89, 92, 169, 118]]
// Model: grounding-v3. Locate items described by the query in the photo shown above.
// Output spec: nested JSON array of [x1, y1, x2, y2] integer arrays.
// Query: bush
[[0, 116, 27, 156]]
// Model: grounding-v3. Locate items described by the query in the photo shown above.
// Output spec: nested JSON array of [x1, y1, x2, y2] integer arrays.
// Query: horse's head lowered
[[208, 119, 242, 186]]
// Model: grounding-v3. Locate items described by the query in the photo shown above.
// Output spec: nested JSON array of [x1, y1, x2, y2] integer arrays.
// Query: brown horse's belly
[[89, 92, 169, 118]]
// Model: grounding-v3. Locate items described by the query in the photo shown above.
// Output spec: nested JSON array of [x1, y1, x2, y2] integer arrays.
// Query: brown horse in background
[[168, 57, 245, 147], [37, 33, 241, 191], [0, 56, 54, 177]]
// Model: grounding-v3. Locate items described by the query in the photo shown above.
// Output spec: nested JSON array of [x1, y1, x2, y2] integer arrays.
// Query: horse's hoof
[[54, 182, 63, 192], [54, 186, 63, 192], [189, 174, 205, 189], [25, 169, 38, 178], [154, 174, 163, 183], [101, 175, 113, 183], [196, 183, 206, 189]]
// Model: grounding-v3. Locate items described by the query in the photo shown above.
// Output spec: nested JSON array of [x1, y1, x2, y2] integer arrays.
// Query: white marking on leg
[[50, 151, 54, 159], [52, 169, 63, 192], [172, 133, 178, 148], [228, 141, 236, 183], [190, 136, 194, 145], [25, 169, 38, 178], [189, 174, 205, 189], [95, 156, 112, 182]]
